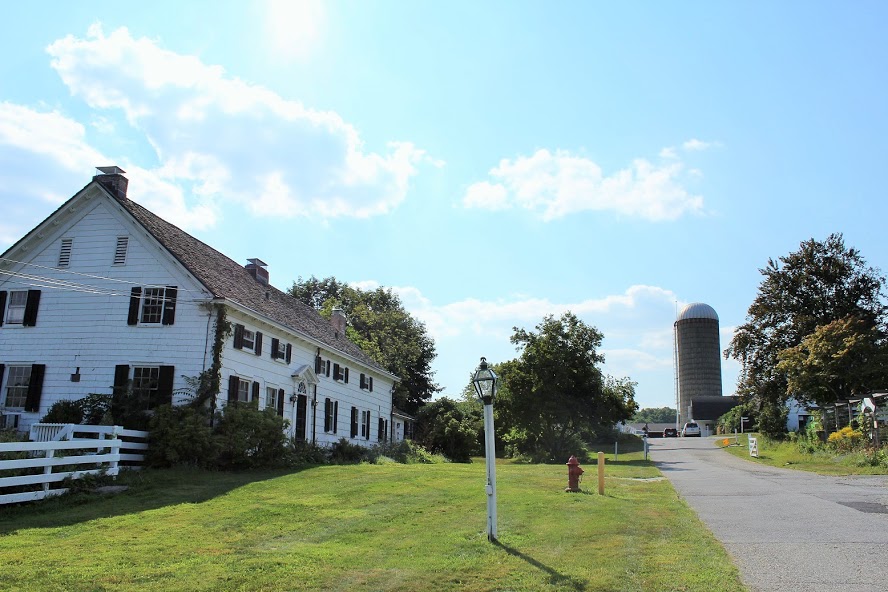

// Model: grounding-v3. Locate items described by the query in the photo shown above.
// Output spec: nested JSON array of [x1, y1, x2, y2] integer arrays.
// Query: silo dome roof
[[677, 302, 719, 322]]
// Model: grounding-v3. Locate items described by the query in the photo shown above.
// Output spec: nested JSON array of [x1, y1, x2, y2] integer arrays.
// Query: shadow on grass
[[494, 540, 587, 591], [0, 466, 314, 535]]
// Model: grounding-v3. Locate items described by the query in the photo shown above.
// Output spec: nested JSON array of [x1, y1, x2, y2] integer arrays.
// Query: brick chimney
[[93, 166, 128, 199], [331, 307, 347, 335], [245, 258, 269, 285]]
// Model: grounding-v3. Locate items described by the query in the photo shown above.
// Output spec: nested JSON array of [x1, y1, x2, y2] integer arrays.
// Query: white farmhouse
[[0, 167, 400, 445]]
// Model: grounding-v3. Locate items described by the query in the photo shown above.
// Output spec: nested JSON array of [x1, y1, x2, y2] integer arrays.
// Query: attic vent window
[[114, 236, 129, 265], [58, 238, 73, 267]]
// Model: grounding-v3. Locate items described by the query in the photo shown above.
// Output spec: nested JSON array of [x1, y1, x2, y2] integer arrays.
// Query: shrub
[[41, 399, 84, 424], [288, 439, 329, 465], [329, 438, 366, 464], [147, 405, 217, 468], [214, 403, 288, 470], [827, 426, 863, 453], [81, 393, 113, 425]]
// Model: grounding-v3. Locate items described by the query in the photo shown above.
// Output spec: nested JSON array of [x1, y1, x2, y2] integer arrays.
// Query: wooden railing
[[0, 425, 149, 505]]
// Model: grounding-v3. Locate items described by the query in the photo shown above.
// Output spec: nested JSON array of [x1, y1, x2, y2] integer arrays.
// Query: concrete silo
[[674, 302, 722, 428]]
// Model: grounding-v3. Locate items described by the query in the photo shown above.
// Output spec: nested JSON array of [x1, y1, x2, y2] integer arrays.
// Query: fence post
[[614, 441, 618, 462], [42, 449, 54, 493]]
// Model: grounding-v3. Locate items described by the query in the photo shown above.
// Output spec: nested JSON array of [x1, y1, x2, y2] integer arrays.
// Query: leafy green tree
[[494, 312, 637, 461], [726, 233, 887, 437], [414, 397, 482, 462], [777, 316, 888, 408], [632, 407, 677, 423], [290, 276, 440, 414]]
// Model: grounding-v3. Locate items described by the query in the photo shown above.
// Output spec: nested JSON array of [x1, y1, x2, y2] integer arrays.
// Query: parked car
[[664, 427, 678, 437], [682, 422, 701, 437]]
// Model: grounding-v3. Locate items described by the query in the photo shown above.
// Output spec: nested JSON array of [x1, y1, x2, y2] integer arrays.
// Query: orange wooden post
[[597, 451, 605, 495]]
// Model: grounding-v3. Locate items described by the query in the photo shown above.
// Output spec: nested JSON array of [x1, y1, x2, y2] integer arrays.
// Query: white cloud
[[682, 138, 719, 151], [461, 148, 704, 221], [0, 102, 216, 232], [44, 25, 429, 223]]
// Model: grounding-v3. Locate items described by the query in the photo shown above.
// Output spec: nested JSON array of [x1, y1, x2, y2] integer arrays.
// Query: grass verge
[[717, 433, 888, 475], [0, 453, 745, 592]]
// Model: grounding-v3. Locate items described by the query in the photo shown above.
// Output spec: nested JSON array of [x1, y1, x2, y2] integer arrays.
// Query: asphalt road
[[649, 436, 888, 592]]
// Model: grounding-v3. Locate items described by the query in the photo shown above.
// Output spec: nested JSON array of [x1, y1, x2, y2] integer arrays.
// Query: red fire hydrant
[[565, 455, 584, 492]]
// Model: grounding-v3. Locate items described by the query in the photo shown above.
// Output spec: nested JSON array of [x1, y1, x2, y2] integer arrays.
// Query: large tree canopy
[[726, 233, 887, 435], [290, 276, 440, 414], [495, 312, 637, 461], [633, 407, 677, 423]]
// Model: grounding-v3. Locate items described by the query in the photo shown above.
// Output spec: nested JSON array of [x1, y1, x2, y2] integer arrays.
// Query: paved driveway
[[650, 436, 888, 592]]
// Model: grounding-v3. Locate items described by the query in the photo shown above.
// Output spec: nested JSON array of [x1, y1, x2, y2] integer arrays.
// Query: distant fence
[[0, 424, 148, 505]]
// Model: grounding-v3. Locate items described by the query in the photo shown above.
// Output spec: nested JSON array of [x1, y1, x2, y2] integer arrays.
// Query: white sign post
[[748, 436, 759, 458]]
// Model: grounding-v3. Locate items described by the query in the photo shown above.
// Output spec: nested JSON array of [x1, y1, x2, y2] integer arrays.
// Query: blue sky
[[2, 1, 888, 409]]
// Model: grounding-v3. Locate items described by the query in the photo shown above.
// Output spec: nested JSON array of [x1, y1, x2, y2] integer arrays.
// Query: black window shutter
[[296, 394, 307, 440], [333, 401, 338, 433], [351, 407, 358, 438], [369, 377, 373, 392], [324, 398, 331, 431], [25, 364, 46, 412], [161, 287, 177, 325], [285, 343, 292, 364], [113, 364, 130, 391], [0, 291, 6, 327], [344, 367, 349, 383], [233, 324, 244, 349], [378, 417, 384, 441], [366, 411, 371, 440], [252, 381, 260, 402], [360, 373, 366, 389], [326, 360, 331, 377], [127, 287, 142, 325], [278, 388, 285, 416], [158, 365, 175, 406], [228, 375, 239, 403], [0, 364, 5, 388], [271, 338, 279, 359], [255, 332, 263, 356], [333, 363, 340, 380], [315, 355, 322, 374], [21, 290, 40, 327]]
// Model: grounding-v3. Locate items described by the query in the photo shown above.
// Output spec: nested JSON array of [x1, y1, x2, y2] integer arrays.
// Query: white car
[[682, 422, 701, 437]]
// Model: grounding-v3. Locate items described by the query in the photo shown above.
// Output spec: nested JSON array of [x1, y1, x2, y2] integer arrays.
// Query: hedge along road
[[649, 436, 888, 592]]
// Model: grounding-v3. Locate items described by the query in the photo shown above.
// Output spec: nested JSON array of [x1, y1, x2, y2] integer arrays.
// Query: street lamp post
[[472, 356, 498, 542]]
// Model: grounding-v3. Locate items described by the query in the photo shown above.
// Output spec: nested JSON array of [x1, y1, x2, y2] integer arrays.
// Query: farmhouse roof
[[2, 175, 392, 378]]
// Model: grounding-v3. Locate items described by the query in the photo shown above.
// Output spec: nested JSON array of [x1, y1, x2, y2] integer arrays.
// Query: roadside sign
[[748, 436, 758, 458]]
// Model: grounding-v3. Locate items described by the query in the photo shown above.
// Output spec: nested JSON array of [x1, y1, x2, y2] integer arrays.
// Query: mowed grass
[[719, 433, 888, 476], [0, 454, 745, 592]]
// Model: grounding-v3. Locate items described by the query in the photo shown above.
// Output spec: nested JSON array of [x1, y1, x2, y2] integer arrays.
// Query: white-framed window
[[270, 338, 290, 362], [5, 291, 27, 324], [132, 366, 160, 410], [233, 324, 262, 355], [3, 365, 31, 408], [237, 379, 251, 402], [266, 386, 277, 409], [361, 409, 370, 440], [241, 329, 255, 351], [128, 286, 177, 326], [140, 288, 165, 324]]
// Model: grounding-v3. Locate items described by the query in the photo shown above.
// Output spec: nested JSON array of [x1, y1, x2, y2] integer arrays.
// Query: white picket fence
[[0, 424, 149, 505]]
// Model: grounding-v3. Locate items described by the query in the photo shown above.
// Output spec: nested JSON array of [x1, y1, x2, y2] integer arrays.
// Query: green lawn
[[719, 433, 888, 475], [0, 454, 745, 592]]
